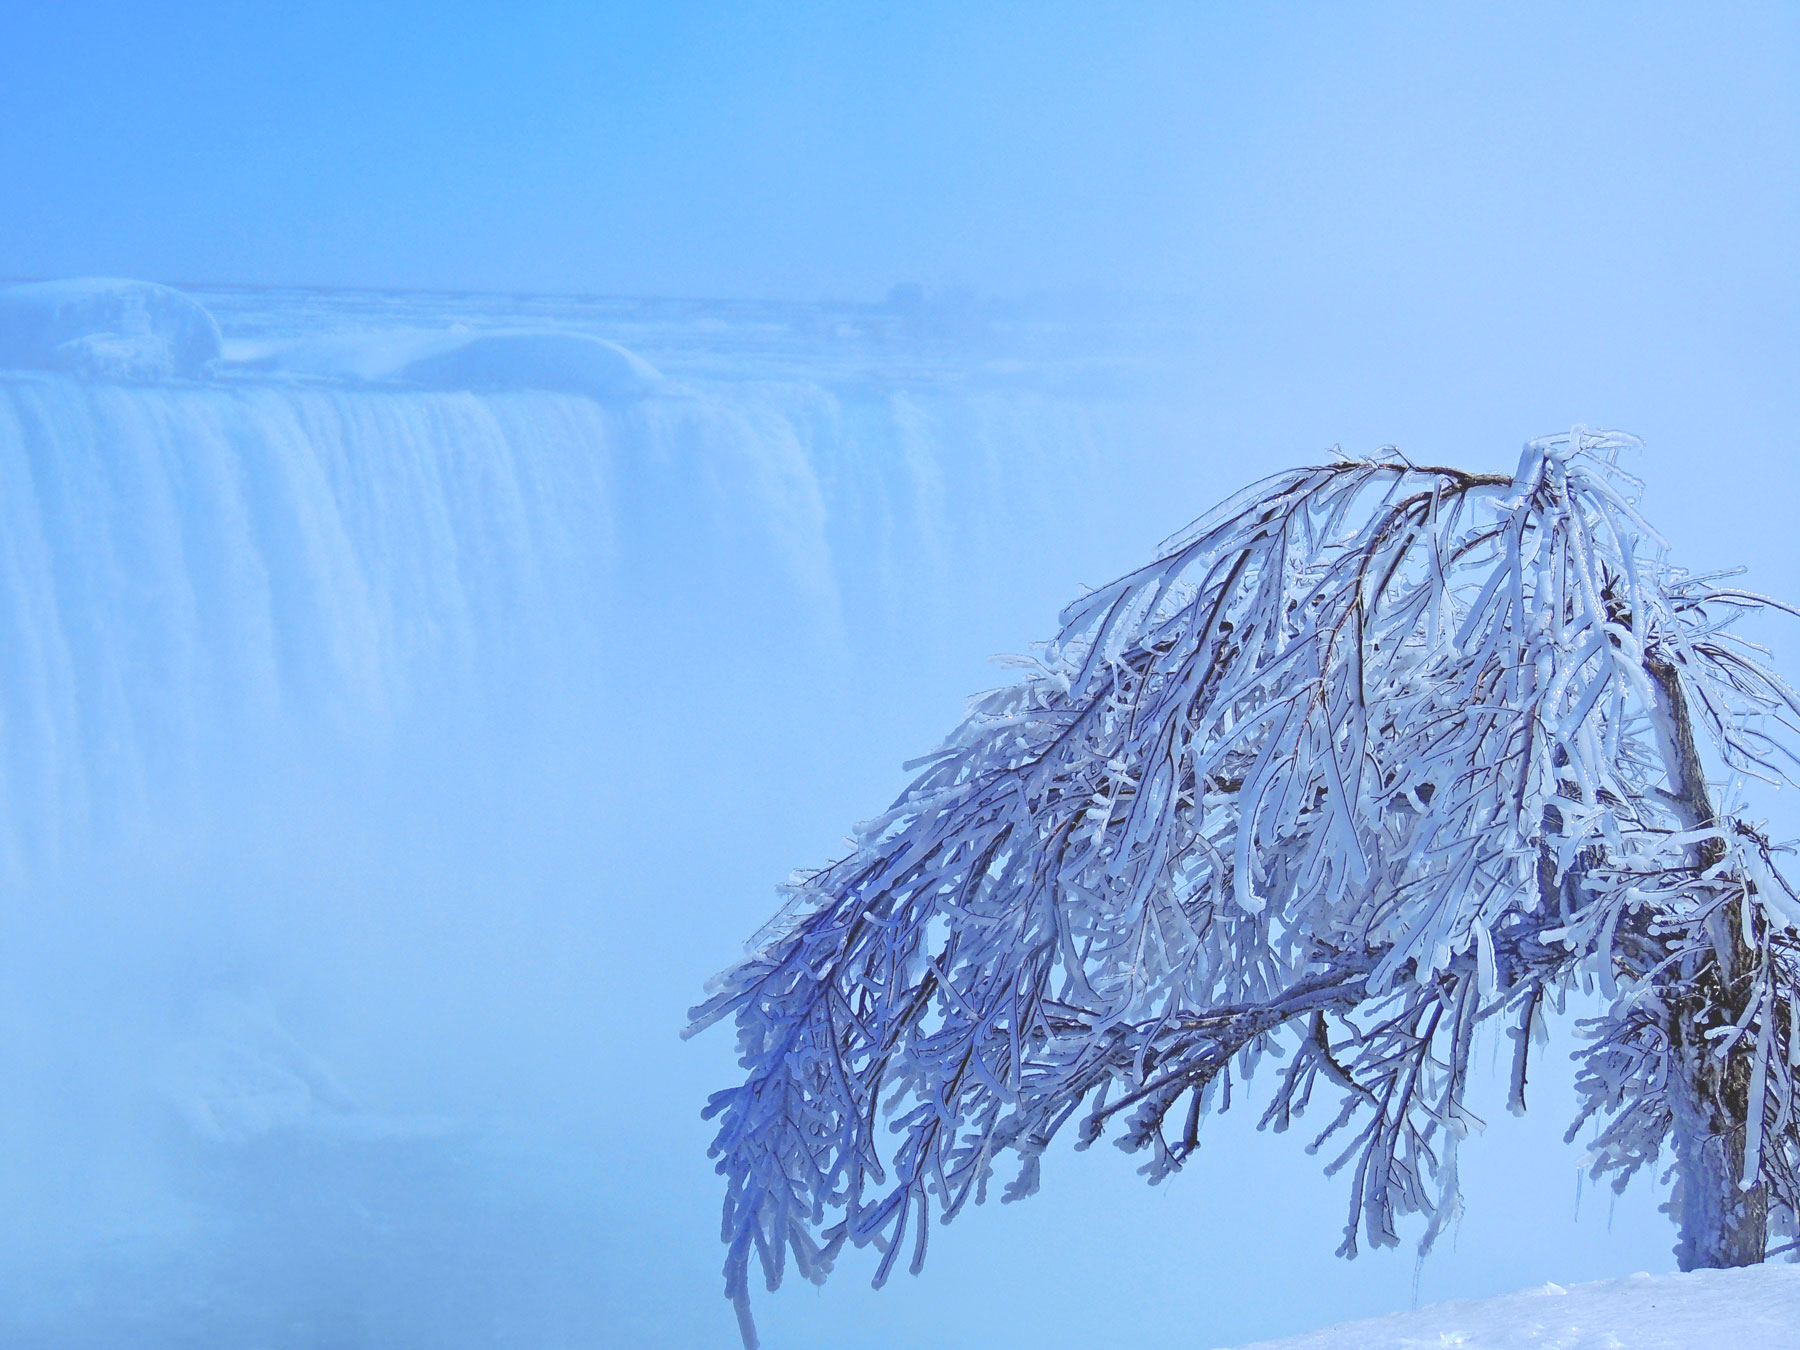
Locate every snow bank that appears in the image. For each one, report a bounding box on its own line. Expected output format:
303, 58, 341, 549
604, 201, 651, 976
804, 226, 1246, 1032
401, 329, 663, 398
0, 280, 663, 399
1224, 1265, 1800, 1350
0, 278, 222, 379
242, 327, 663, 400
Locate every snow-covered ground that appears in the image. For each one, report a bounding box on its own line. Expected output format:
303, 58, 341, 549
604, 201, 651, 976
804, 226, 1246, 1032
1227, 1265, 1800, 1350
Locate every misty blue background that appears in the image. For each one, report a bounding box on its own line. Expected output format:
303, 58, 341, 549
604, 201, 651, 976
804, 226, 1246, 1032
2, 4, 1798, 1347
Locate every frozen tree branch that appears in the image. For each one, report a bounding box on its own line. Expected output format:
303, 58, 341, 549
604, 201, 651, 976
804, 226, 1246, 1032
690, 428, 1800, 1344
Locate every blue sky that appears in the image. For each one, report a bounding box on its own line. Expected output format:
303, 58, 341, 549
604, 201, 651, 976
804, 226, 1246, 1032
3, 3, 1794, 305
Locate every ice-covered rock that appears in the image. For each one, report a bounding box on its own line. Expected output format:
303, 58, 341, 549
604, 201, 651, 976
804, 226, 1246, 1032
236, 326, 663, 400
0, 278, 223, 379
401, 329, 663, 398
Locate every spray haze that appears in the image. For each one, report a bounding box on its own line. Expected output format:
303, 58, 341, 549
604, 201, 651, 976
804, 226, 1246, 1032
0, 3, 1797, 1346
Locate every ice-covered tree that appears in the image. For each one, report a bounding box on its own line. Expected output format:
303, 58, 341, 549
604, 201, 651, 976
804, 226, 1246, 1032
689, 429, 1800, 1344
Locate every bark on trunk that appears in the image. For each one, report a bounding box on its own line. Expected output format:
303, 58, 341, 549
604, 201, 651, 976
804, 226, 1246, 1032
1646, 656, 1768, 1269
1668, 1014, 1769, 1269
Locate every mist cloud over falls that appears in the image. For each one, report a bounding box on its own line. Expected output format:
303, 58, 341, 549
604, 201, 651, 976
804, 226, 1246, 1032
0, 281, 1186, 1347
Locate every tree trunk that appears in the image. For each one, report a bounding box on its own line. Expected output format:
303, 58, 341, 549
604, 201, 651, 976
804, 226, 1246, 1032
1645, 656, 1768, 1269
1668, 1015, 1768, 1270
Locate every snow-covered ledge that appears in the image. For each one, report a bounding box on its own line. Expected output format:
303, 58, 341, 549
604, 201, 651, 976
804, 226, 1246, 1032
1223, 1265, 1800, 1350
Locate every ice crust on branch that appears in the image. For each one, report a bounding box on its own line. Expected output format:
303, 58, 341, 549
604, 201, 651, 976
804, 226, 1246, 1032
690, 429, 1800, 1344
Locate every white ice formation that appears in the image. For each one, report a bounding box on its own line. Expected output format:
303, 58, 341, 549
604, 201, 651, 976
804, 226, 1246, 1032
238, 326, 665, 398
0, 277, 224, 380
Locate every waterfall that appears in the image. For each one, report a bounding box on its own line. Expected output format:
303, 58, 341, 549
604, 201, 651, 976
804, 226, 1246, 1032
0, 284, 1192, 1346
0, 364, 1138, 882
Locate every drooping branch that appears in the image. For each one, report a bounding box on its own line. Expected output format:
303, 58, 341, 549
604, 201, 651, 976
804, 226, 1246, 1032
694, 429, 1800, 1342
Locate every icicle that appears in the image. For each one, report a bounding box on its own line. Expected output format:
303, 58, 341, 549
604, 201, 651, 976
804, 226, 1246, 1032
1474, 920, 1498, 998
1743, 979, 1774, 1190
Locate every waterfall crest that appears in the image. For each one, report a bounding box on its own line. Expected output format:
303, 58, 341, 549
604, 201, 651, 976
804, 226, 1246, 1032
0, 354, 1137, 881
